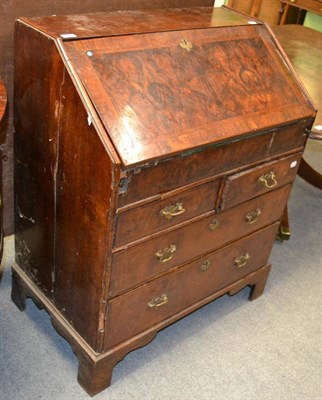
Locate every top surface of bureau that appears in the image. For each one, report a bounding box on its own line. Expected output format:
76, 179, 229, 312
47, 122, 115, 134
20, 7, 316, 168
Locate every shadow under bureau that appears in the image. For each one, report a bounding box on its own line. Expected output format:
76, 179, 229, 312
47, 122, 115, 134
12, 6, 316, 396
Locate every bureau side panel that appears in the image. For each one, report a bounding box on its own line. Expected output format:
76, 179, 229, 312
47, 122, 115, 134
14, 22, 119, 350
14, 23, 61, 295
53, 61, 119, 351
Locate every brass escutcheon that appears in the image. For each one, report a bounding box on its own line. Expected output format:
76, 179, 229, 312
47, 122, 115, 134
180, 38, 193, 52
148, 294, 168, 308
200, 260, 211, 272
209, 218, 220, 231
155, 244, 177, 263
234, 253, 250, 268
246, 208, 262, 224
160, 202, 186, 220
258, 171, 277, 188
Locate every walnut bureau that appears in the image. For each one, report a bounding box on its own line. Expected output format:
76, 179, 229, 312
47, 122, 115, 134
12, 6, 316, 396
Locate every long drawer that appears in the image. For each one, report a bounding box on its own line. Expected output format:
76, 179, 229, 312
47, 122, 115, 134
117, 120, 309, 207
106, 223, 279, 348
109, 184, 291, 297
115, 179, 220, 247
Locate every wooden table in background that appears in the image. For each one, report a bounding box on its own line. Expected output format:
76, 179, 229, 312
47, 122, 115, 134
278, 0, 322, 25
274, 24, 322, 189
273, 25, 322, 239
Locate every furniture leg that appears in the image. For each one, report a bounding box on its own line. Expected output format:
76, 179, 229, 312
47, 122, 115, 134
52, 315, 157, 397
279, 2, 289, 25
249, 264, 271, 300
277, 205, 291, 241
77, 355, 115, 396
227, 264, 271, 301
11, 262, 158, 397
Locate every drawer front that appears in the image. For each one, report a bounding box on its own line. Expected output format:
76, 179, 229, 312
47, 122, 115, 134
118, 120, 309, 207
115, 179, 220, 247
284, 0, 322, 14
109, 185, 290, 297
106, 223, 279, 348
219, 153, 301, 210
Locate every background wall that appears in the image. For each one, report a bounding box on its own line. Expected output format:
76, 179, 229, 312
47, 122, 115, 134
304, 12, 322, 32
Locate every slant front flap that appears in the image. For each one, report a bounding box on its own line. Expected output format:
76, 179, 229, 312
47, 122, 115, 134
63, 25, 315, 167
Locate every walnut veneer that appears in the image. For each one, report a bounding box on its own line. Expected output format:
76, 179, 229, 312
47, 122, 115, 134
12, 6, 316, 396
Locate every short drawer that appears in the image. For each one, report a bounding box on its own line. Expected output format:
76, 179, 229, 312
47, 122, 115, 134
115, 179, 220, 247
117, 120, 309, 207
106, 223, 279, 348
109, 184, 290, 297
219, 153, 301, 210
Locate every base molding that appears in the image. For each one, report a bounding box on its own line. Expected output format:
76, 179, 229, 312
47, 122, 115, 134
11, 262, 271, 396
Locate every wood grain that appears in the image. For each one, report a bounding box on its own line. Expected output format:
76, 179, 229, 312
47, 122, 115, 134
274, 25, 322, 189
106, 223, 279, 348
220, 153, 302, 210
11, 261, 272, 396
225, 0, 289, 26
273, 25, 322, 130
0, 79, 7, 129
12, 8, 314, 394
14, 23, 60, 295
118, 120, 310, 207
280, 0, 322, 18
20, 7, 251, 39
1, 0, 214, 235
14, 22, 120, 350
110, 185, 291, 297
53, 60, 120, 351
64, 23, 315, 166
115, 179, 221, 246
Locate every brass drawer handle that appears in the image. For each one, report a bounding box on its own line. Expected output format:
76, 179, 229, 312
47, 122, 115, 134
200, 260, 211, 272
160, 202, 186, 220
234, 253, 250, 268
258, 171, 277, 188
155, 244, 177, 263
148, 294, 168, 308
209, 218, 220, 231
246, 208, 262, 224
